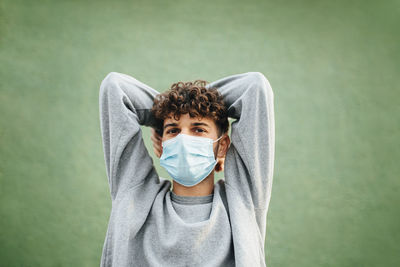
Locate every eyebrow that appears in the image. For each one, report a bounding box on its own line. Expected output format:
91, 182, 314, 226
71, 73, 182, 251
191, 122, 210, 128
164, 123, 178, 129
164, 122, 211, 129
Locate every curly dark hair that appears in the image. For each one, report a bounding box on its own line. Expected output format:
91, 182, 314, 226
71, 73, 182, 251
151, 80, 229, 137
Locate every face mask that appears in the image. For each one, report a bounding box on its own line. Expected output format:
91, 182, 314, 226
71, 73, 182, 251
160, 133, 223, 187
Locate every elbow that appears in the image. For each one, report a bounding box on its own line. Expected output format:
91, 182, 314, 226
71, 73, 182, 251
104, 71, 120, 81
99, 72, 122, 99
246, 72, 274, 99
100, 72, 119, 91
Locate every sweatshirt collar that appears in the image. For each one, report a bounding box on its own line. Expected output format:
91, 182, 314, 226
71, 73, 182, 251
170, 191, 214, 205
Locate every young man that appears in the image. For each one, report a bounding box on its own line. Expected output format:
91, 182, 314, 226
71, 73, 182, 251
98, 71, 275, 266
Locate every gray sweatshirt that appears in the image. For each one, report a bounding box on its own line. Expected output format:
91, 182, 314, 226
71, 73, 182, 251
98, 71, 275, 267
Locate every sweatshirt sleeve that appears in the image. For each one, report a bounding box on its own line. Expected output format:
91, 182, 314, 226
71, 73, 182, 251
99, 72, 160, 200
206, 72, 275, 210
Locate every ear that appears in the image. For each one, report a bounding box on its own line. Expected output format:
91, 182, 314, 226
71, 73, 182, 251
217, 134, 230, 158
215, 158, 225, 172
214, 134, 230, 173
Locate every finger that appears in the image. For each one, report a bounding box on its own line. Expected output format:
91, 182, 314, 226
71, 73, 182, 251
151, 134, 162, 144
154, 131, 162, 140
153, 146, 159, 155
155, 132, 162, 141
153, 143, 160, 153
154, 148, 162, 158
150, 133, 161, 142
150, 134, 158, 143
156, 147, 162, 156
151, 128, 162, 140
153, 142, 162, 154
152, 140, 162, 151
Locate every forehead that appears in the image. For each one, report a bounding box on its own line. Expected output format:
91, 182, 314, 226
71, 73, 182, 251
163, 113, 216, 128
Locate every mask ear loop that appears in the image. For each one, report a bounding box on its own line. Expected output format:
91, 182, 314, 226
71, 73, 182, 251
213, 135, 223, 171
213, 134, 225, 161
213, 134, 224, 143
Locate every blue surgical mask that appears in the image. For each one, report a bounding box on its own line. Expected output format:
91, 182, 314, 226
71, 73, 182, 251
160, 133, 223, 187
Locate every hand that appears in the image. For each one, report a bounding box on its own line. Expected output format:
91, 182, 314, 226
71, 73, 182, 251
150, 128, 163, 158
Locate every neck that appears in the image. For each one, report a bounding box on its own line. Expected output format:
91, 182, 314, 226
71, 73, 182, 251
172, 172, 215, 196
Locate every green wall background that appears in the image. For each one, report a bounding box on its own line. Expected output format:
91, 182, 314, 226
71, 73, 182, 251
1, 0, 399, 266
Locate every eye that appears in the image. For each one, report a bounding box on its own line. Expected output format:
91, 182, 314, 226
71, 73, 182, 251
194, 128, 206, 133
166, 128, 179, 134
